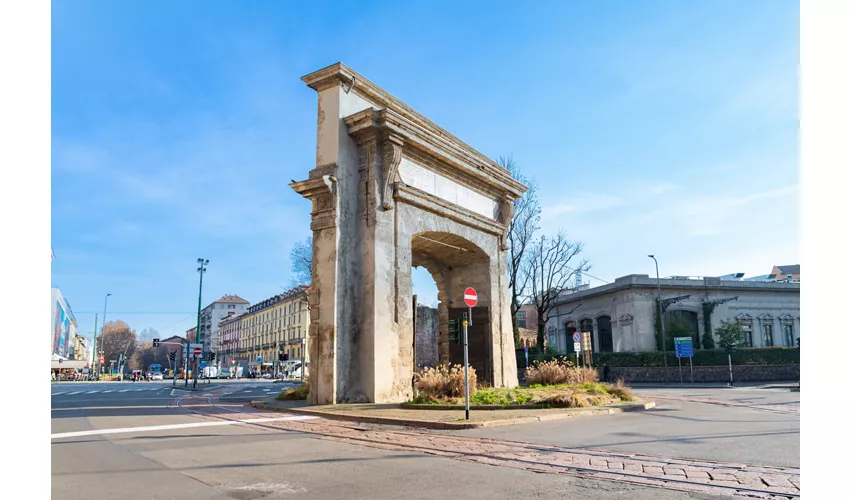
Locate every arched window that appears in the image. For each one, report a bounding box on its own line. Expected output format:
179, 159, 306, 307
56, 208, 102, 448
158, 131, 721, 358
564, 321, 577, 354
579, 318, 593, 351
597, 315, 613, 352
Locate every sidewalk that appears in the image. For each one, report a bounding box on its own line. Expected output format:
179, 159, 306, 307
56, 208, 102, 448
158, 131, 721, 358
624, 381, 799, 389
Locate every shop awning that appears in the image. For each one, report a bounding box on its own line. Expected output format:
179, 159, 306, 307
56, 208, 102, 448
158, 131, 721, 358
51, 360, 87, 370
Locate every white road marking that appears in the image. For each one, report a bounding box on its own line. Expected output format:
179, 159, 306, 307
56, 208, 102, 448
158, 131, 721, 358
84, 391, 100, 394
243, 391, 252, 393
119, 390, 130, 393
102, 390, 115, 393
66, 391, 84, 395
50, 415, 318, 439
51, 392, 66, 396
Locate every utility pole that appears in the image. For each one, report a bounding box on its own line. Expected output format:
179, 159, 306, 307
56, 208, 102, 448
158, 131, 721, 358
195, 258, 209, 389
91, 313, 98, 380
648, 255, 669, 384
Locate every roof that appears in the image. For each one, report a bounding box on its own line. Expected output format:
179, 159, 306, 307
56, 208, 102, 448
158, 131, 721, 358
773, 264, 800, 275
550, 273, 800, 306
215, 295, 250, 304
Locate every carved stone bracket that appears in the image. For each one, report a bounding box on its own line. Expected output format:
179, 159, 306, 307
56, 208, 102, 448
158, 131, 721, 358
496, 196, 514, 251
382, 135, 403, 210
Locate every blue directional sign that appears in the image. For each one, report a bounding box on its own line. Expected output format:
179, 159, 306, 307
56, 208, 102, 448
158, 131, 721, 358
674, 337, 694, 358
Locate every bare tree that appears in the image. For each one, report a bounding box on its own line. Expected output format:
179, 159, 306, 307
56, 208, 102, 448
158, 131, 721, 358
498, 155, 541, 346
290, 236, 312, 286
96, 320, 137, 369
524, 231, 590, 352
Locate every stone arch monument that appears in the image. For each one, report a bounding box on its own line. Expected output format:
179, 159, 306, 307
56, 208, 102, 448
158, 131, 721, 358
290, 63, 527, 404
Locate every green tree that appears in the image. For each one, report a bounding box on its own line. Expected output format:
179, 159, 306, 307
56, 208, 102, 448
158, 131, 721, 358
716, 320, 745, 349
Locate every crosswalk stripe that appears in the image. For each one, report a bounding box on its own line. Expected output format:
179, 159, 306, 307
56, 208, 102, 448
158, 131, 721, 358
84, 391, 100, 394
51, 392, 66, 396
102, 390, 114, 393
67, 391, 84, 395
119, 390, 130, 392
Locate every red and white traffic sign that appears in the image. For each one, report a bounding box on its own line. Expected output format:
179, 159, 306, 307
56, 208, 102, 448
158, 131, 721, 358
463, 287, 478, 307
193, 347, 202, 357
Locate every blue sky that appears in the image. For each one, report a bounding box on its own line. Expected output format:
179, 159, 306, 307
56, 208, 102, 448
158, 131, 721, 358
51, 0, 799, 340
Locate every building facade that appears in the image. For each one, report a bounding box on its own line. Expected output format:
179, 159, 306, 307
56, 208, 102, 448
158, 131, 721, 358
199, 295, 250, 355
242, 285, 310, 369
516, 303, 540, 348
544, 274, 800, 354
218, 312, 245, 362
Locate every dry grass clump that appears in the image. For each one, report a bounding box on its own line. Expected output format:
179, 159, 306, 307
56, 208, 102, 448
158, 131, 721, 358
607, 378, 634, 401
414, 364, 477, 400
277, 376, 310, 401
526, 357, 599, 386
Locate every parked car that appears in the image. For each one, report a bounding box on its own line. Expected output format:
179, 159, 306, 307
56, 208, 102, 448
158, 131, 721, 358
151, 371, 163, 381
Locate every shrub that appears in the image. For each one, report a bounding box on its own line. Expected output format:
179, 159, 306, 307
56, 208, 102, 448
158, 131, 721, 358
414, 364, 477, 400
526, 357, 599, 386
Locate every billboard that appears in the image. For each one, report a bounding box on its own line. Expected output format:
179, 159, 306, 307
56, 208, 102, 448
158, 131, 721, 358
53, 299, 71, 357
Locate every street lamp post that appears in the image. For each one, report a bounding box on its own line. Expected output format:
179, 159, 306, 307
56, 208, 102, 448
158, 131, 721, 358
97, 293, 111, 379
648, 255, 670, 384
195, 258, 209, 388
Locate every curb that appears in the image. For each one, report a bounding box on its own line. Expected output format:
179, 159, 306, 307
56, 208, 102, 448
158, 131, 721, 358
250, 399, 656, 430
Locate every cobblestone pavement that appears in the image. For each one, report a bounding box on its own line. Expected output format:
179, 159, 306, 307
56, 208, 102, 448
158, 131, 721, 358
640, 394, 800, 415
170, 392, 800, 499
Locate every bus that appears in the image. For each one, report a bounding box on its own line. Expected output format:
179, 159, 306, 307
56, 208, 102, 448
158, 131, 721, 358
148, 364, 162, 374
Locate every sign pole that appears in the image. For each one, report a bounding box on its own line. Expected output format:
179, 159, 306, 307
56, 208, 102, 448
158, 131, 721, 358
689, 356, 694, 384
463, 311, 470, 421
678, 356, 683, 384
727, 353, 734, 387
461, 287, 477, 422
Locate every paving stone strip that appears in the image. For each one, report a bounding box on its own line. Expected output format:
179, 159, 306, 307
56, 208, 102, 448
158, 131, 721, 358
173, 393, 799, 499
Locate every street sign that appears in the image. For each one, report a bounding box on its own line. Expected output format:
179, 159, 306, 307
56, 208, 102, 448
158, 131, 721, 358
574, 342, 582, 353
463, 287, 478, 307
256, 356, 262, 363
193, 346, 202, 357
572, 332, 581, 342
674, 337, 694, 358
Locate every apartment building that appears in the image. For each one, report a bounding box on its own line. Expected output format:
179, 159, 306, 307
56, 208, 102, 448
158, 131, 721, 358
242, 285, 310, 368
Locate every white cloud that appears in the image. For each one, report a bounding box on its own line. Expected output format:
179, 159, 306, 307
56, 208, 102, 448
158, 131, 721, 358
544, 194, 625, 217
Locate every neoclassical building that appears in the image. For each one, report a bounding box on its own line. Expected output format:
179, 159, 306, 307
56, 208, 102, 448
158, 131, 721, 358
241, 285, 310, 368
545, 274, 800, 354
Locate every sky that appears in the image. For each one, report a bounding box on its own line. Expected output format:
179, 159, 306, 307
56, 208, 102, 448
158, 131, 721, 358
51, 0, 799, 341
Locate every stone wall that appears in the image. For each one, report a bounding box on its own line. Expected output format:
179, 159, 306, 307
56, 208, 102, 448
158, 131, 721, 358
415, 305, 439, 370
598, 364, 799, 383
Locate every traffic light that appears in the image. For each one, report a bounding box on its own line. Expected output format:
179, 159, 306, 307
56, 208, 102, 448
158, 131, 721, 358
209, 352, 216, 361
279, 352, 289, 361
724, 345, 733, 355
169, 352, 176, 362
153, 338, 160, 347
796, 337, 800, 348
448, 319, 459, 343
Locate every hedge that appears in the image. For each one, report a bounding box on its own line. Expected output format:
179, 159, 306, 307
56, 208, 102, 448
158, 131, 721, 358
516, 347, 798, 368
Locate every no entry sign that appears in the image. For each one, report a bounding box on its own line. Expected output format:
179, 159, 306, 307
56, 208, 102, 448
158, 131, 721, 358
193, 346, 202, 357
463, 287, 478, 307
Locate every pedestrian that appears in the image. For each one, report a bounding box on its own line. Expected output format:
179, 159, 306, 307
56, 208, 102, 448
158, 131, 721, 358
603, 364, 610, 382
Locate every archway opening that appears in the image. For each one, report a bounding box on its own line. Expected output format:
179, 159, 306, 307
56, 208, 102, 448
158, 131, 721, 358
666, 310, 700, 348
411, 232, 492, 386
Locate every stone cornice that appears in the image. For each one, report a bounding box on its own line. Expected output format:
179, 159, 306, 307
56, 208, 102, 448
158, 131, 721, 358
395, 184, 504, 237
344, 107, 524, 200
307, 63, 527, 199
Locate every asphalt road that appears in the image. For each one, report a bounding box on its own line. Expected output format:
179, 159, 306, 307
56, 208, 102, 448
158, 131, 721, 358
458, 386, 800, 468
51, 382, 796, 499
